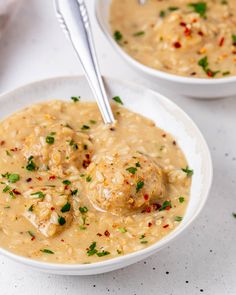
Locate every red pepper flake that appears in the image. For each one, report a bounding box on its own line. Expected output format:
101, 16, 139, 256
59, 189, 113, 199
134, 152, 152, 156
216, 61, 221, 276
192, 18, 197, 23
172, 141, 176, 145
145, 206, 151, 213
232, 50, 236, 54
51, 207, 55, 211
152, 203, 162, 211
219, 37, 225, 47
184, 27, 191, 37
104, 230, 110, 237
165, 206, 171, 211
61, 239, 64, 242
26, 178, 32, 183
198, 31, 204, 36
0, 140, 5, 146
82, 159, 91, 168
85, 154, 90, 159
148, 222, 152, 227
180, 22, 186, 27
144, 194, 149, 201
31, 236, 35, 241
36, 177, 42, 181
162, 134, 166, 138
10, 147, 18, 152
163, 224, 169, 228
97, 233, 102, 237
49, 175, 56, 180
12, 189, 21, 195
173, 41, 182, 48
207, 70, 213, 78
64, 185, 69, 190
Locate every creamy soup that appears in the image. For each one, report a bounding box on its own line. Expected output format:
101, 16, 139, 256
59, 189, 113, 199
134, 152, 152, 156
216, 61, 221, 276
110, 0, 236, 78
0, 99, 192, 264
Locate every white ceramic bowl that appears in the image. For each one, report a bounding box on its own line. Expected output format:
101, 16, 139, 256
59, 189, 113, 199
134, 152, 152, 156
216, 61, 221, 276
0, 76, 212, 275
95, 0, 236, 99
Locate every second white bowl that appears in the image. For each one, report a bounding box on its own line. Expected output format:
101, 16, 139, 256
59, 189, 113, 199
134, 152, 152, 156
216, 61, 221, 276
95, 0, 236, 99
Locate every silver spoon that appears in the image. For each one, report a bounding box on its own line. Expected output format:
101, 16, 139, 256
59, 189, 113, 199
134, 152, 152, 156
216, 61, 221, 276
54, 0, 115, 124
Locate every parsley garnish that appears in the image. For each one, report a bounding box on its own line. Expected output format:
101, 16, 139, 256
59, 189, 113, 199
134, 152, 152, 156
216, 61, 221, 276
81, 125, 90, 130
71, 189, 78, 196
71, 96, 80, 102
198, 56, 219, 77
26, 156, 37, 171
135, 162, 141, 168
136, 180, 144, 192
3, 185, 10, 193
40, 249, 54, 254
62, 179, 71, 185
79, 206, 88, 213
175, 216, 183, 222
232, 213, 236, 219
46, 136, 54, 144
30, 191, 45, 199
133, 31, 145, 37
28, 231, 35, 238
58, 216, 66, 225
2, 173, 20, 183
168, 6, 179, 11
97, 251, 110, 257
126, 167, 137, 175
232, 35, 236, 45
112, 96, 123, 105
179, 197, 185, 203
28, 204, 34, 212
159, 200, 172, 211
87, 241, 97, 256
86, 175, 92, 182
89, 120, 97, 124
118, 227, 127, 233
114, 30, 123, 42
159, 10, 166, 17
188, 2, 207, 17
61, 202, 71, 213
181, 166, 194, 177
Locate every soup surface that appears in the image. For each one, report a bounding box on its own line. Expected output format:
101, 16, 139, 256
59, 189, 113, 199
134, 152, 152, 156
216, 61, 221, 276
0, 100, 191, 263
110, 0, 236, 78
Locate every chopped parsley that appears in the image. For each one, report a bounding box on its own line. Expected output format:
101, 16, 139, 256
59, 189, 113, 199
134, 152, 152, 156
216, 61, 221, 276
168, 6, 179, 11
232, 213, 236, 219
87, 241, 97, 256
175, 216, 183, 222
222, 71, 231, 76
135, 162, 141, 168
61, 202, 71, 213
86, 175, 92, 182
118, 227, 127, 233
97, 251, 110, 257
232, 35, 236, 45
136, 180, 144, 193
159, 10, 166, 17
58, 216, 66, 225
159, 200, 172, 211
30, 191, 45, 199
79, 206, 88, 213
133, 31, 145, 37
28, 231, 35, 238
179, 197, 185, 203
71, 96, 80, 102
71, 189, 78, 196
198, 56, 219, 77
140, 240, 148, 244
28, 204, 34, 212
40, 249, 54, 254
126, 167, 137, 175
2, 173, 20, 183
62, 179, 71, 185
89, 120, 97, 124
112, 96, 123, 105
3, 185, 11, 193
181, 166, 194, 177
188, 2, 207, 17
26, 156, 37, 171
46, 136, 54, 144
81, 125, 90, 130
114, 30, 123, 42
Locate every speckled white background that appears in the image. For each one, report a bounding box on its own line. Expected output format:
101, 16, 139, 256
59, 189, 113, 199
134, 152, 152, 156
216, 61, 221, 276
0, 1, 235, 294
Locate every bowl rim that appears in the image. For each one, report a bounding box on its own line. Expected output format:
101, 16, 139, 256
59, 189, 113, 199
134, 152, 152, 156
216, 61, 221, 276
0, 75, 213, 271
94, 0, 236, 85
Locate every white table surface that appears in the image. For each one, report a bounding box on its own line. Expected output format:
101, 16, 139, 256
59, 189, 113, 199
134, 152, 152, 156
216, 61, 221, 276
0, 1, 235, 294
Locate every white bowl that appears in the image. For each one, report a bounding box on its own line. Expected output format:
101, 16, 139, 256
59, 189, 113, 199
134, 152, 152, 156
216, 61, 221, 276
0, 76, 212, 275
95, 0, 236, 99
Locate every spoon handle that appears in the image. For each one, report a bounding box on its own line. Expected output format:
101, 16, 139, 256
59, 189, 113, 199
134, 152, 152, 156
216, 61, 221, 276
54, 0, 115, 124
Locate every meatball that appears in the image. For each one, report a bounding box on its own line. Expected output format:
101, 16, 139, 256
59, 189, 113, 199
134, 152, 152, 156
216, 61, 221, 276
86, 153, 166, 216
22, 122, 92, 176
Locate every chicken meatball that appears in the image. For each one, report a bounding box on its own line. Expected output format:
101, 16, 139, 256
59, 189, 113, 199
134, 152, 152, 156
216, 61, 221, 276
22, 122, 92, 177
86, 153, 166, 216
